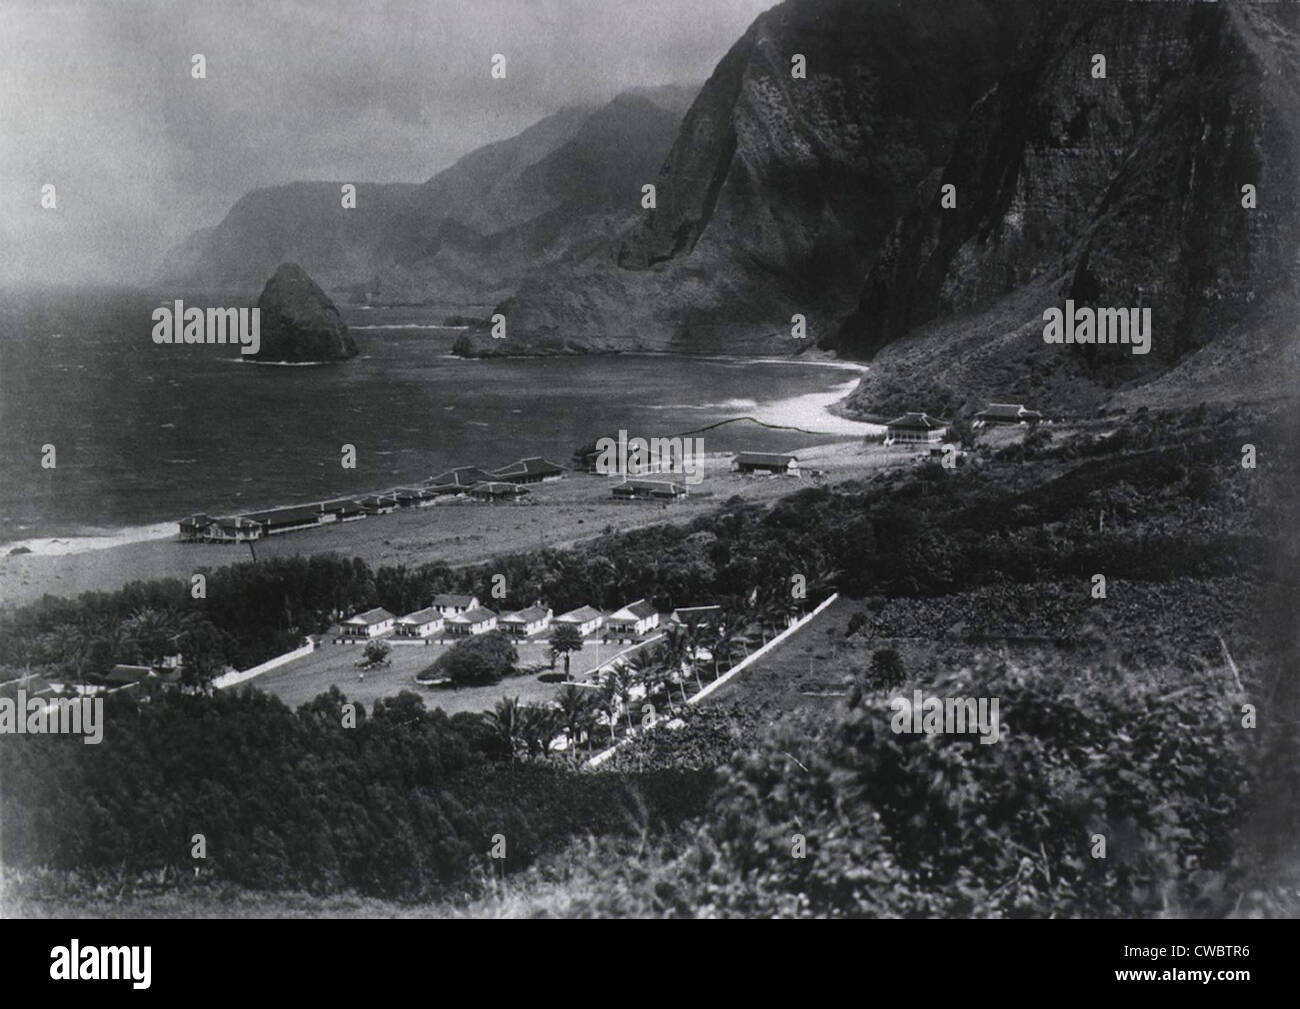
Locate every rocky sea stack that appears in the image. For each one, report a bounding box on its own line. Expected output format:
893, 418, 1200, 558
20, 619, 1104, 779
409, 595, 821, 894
254, 263, 358, 362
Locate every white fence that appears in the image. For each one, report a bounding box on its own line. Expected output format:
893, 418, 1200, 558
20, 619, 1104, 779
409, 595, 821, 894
213, 640, 316, 690
586, 592, 839, 768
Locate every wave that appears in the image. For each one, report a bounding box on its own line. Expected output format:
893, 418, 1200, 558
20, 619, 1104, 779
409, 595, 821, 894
3, 522, 179, 558
226, 358, 334, 367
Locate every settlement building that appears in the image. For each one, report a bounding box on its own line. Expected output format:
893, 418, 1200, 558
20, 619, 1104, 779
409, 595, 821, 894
607, 599, 659, 638
499, 605, 554, 638
445, 607, 498, 636
341, 608, 396, 639
320, 499, 367, 522
433, 594, 479, 616
207, 516, 264, 543
468, 481, 530, 501
492, 457, 566, 484
611, 480, 687, 502
395, 607, 444, 638
972, 403, 1043, 428
555, 605, 604, 638
733, 452, 800, 476
883, 413, 949, 446
245, 505, 322, 536
426, 467, 498, 492
670, 605, 723, 630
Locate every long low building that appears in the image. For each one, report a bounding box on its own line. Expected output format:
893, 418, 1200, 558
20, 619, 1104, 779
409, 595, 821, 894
445, 607, 498, 636
341, 608, 396, 639
499, 605, 553, 637
395, 607, 444, 638
555, 605, 604, 637
244, 505, 323, 536
492, 457, 566, 484
733, 452, 800, 476
612, 480, 687, 501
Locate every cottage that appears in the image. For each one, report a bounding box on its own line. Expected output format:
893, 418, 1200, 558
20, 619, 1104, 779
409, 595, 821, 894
245, 505, 322, 536
607, 599, 659, 638
492, 457, 566, 485
445, 607, 498, 636
733, 452, 800, 476
178, 514, 214, 541
883, 412, 949, 446
206, 516, 263, 542
499, 605, 553, 638
358, 494, 398, 515
467, 481, 530, 501
392, 488, 429, 508
425, 467, 497, 492
972, 403, 1043, 428
611, 479, 687, 501
555, 605, 604, 638
432, 594, 479, 616
395, 606, 444, 638
670, 605, 723, 631
104, 664, 156, 688
341, 607, 396, 639
320, 499, 367, 522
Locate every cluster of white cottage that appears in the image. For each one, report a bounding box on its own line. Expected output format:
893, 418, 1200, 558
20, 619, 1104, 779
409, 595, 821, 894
337, 595, 664, 643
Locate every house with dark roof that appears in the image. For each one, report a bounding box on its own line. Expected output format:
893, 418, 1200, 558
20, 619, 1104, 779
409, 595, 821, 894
607, 599, 659, 637
733, 452, 800, 476
426, 467, 498, 491
358, 494, 398, 515
972, 403, 1043, 428
670, 605, 723, 630
320, 499, 367, 522
206, 516, 264, 542
445, 607, 498, 636
178, 514, 214, 541
341, 607, 396, 639
244, 505, 323, 536
104, 664, 156, 687
433, 593, 479, 616
883, 412, 949, 446
499, 605, 553, 637
492, 457, 566, 484
395, 607, 444, 638
468, 481, 530, 501
555, 605, 604, 637
611, 480, 687, 502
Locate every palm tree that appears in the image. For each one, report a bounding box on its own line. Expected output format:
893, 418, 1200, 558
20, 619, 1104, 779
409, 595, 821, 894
122, 607, 178, 668
518, 703, 560, 760
555, 685, 597, 765
481, 696, 524, 764
548, 624, 584, 679
597, 673, 622, 745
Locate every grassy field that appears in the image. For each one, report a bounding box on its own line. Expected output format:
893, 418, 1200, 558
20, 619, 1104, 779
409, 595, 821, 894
253, 632, 659, 715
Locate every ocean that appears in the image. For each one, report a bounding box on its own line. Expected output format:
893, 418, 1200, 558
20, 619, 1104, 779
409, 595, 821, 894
0, 288, 872, 552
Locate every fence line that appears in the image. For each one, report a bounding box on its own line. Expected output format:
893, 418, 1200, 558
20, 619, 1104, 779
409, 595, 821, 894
213, 640, 316, 690
585, 593, 840, 768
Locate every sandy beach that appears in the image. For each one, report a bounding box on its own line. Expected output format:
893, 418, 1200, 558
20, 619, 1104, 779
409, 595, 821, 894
0, 439, 909, 610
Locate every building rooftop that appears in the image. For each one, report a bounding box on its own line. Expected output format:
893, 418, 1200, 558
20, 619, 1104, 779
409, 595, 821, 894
469, 481, 528, 496
398, 607, 442, 625
976, 403, 1042, 419
493, 457, 566, 478
886, 412, 947, 430
734, 452, 798, 467
426, 467, 497, 488
501, 605, 551, 624
611, 599, 656, 621
433, 593, 477, 609
613, 480, 686, 494
244, 505, 322, 525
448, 607, 497, 624
344, 607, 395, 626
557, 605, 603, 623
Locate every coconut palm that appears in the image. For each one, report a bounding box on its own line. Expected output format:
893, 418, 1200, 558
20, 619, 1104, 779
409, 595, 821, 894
555, 684, 597, 765
517, 703, 560, 760
481, 696, 524, 763
122, 607, 178, 667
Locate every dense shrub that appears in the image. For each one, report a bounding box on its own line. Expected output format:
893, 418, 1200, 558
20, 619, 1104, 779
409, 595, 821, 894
429, 632, 519, 686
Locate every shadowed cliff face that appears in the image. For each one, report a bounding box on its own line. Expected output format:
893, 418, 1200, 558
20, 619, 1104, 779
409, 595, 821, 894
832, 0, 1300, 406
498, 0, 1035, 352
255, 263, 358, 362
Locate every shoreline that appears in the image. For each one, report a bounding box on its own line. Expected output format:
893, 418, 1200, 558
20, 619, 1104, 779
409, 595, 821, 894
1, 357, 872, 561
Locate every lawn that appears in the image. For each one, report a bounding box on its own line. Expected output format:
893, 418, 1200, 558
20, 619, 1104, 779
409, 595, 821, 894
250, 633, 658, 716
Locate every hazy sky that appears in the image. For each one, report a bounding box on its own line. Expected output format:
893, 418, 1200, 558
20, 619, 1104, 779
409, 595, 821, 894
0, 0, 774, 286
